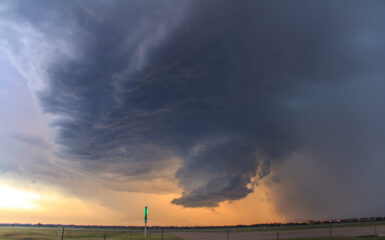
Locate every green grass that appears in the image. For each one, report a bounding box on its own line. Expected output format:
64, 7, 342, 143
287, 237, 385, 240
192, 221, 385, 232
0, 222, 383, 239
150, 221, 385, 233
0, 227, 181, 240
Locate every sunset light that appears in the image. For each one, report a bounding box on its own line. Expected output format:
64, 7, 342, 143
0, 2, 384, 238
0, 185, 40, 210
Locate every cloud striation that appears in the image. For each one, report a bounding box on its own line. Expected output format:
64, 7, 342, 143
1, 0, 385, 217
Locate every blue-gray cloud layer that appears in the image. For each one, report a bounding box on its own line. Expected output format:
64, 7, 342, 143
2, 0, 385, 216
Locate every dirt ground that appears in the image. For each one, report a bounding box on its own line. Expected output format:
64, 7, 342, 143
171, 225, 385, 240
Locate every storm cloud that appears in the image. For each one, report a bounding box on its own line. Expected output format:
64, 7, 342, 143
1, 0, 385, 217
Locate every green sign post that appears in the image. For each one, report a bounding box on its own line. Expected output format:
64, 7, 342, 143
144, 206, 148, 237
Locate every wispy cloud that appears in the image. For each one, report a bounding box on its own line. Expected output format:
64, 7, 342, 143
1, 0, 385, 219
10, 132, 51, 149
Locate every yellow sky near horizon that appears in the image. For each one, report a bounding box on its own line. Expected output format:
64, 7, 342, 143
0, 180, 285, 226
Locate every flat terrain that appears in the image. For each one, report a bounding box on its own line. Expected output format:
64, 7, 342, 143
0, 227, 180, 240
172, 225, 385, 240
1, 223, 384, 240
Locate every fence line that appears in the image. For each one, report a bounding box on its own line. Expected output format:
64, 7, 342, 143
0, 222, 384, 239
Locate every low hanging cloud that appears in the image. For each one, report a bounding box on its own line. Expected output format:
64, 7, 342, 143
1, 0, 385, 217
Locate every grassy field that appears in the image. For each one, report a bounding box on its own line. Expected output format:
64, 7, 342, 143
174, 221, 385, 232
0, 227, 181, 240
289, 238, 385, 240
0, 222, 383, 240
232, 222, 384, 232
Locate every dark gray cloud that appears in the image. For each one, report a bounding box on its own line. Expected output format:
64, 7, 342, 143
2, 0, 385, 216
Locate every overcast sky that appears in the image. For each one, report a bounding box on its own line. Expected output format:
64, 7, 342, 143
0, 0, 384, 225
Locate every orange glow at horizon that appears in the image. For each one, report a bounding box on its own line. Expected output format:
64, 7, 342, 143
0, 181, 285, 226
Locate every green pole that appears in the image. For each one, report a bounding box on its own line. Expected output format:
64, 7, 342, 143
144, 206, 148, 237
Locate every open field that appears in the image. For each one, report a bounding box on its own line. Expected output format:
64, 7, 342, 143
172, 232, 385, 240
235, 222, 385, 232
0, 227, 181, 240
171, 225, 385, 240
0, 223, 384, 240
